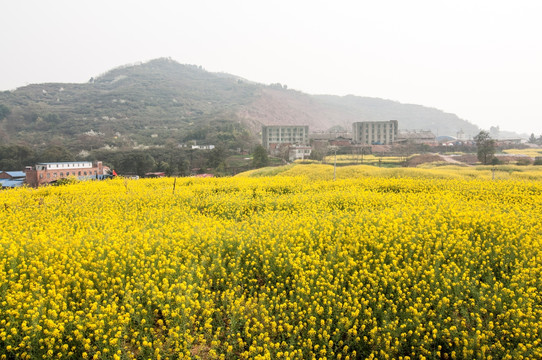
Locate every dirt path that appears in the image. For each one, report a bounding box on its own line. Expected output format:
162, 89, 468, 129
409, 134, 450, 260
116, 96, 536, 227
439, 154, 472, 166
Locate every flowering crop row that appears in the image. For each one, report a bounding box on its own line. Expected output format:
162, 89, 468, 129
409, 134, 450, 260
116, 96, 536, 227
243, 163, 542, 181
1, 174, 542, 359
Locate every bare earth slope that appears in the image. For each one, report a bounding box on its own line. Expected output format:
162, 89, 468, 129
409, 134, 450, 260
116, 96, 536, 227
238, 88, 481, 137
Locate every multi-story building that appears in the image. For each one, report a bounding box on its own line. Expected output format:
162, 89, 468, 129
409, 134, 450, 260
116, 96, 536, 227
25, 161, 109, 187
352, 120, 398, 145
262, 125, 309, 150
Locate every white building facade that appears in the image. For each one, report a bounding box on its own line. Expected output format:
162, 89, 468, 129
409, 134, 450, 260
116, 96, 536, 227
288, 146, 312, 161
352, 120, 398, 145
262, 125, 309, 150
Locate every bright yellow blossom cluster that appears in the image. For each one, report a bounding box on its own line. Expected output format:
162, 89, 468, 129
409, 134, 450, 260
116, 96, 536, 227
503, 148, 542, 157
1, 172, 542, 359
243, 163, 542, 182
321, 154, 405, 166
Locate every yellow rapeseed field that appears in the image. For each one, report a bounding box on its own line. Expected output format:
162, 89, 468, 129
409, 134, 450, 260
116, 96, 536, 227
1, 168, 542, 359
503, 148, 542, 158
321, 154, 405, 166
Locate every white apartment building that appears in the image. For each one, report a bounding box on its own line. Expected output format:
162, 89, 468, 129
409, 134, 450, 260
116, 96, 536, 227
262, 125, 309, 150
352, 120, 398, 145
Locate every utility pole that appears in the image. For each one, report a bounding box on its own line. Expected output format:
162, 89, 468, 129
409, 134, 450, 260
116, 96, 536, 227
329, 145, 339, 181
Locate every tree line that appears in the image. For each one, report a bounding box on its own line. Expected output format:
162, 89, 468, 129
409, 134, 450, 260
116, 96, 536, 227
0, 143, 270, 177
528, 133, 542, 145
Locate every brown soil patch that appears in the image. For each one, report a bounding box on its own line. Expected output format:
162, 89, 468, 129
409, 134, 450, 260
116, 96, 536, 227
405, 154, 443, 167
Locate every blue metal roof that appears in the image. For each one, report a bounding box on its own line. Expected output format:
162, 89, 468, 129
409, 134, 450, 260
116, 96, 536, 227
5, 171, 26, 178
0, 179, 24, 188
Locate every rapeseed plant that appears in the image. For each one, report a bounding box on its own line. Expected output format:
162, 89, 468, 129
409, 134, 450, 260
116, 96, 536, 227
0, 172, 541, 359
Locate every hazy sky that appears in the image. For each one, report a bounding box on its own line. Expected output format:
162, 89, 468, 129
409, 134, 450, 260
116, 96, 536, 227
2, 0, 541, 136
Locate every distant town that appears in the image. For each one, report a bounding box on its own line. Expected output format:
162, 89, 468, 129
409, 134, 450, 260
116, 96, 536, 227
1, 119, 539, 189
261, 120, 524, 162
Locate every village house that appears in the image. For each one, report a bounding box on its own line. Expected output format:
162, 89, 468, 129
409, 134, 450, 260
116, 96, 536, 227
396, 130, 437, 146
288, 145, 312, 161
0, 171, 26, 188
24, 161, 109, 187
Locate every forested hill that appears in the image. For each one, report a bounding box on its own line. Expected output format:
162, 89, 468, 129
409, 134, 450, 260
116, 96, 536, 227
0, 58, 261, 152
0, 58, 481, 155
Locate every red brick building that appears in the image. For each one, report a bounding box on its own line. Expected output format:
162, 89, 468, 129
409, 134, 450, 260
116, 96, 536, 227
25, 161, 109, 187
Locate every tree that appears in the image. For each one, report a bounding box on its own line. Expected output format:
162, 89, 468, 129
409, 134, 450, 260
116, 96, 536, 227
130, 153, 156, 177
489, 126, 500, 139
207, 145, 227, 168
529, 133, 537, 144
40, 145, 75, 162
214, 161, 228, 177
0, 104, 10, 120
155, 161, 171, 175
252, 145, 269, 168
44, 113, 61, 124
0, 144, 35, 169
474, 130, 496, 165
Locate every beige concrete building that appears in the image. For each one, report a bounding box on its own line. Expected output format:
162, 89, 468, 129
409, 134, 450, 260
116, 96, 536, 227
352, 120, 398, 145
262, 125, 309, 150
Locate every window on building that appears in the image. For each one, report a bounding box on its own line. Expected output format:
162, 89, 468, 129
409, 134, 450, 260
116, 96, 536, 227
78, 171, 81, 176
47, 173, 50, 179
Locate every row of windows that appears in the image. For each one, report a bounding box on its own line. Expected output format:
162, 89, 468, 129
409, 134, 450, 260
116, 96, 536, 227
266, 128, 306, 132
358, 130, 395, 134
39, 170, 98, 179
267, 127, 305, 131
362, 128, 393, 134
267, 135, 307, 139
358, 132, 394, 138
267, 131, 306, 136
268, 128, 306, 131
46, 163, 92, 169
267, 137, 307, 141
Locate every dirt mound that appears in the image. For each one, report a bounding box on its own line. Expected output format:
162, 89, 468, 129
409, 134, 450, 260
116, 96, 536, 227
455, 154, 478, 165
406, 154, 444, 167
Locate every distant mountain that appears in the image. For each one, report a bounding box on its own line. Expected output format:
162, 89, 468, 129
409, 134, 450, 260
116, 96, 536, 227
239, 89, 480, 137
0, 58, 484, 153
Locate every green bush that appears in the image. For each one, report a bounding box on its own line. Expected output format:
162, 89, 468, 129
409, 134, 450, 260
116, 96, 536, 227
516, 158, 532, 166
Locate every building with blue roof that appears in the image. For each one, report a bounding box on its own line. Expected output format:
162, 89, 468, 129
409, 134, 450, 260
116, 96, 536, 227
0, 171, 26, 180
0, 179, 24, 188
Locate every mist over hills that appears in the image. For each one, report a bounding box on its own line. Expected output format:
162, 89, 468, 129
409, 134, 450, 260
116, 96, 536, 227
0, 58, 488, 153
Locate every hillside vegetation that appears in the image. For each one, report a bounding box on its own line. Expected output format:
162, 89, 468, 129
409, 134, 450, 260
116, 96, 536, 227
0, 59, 259, 153
1, 58, 482, 157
